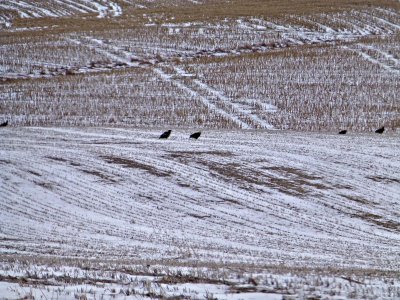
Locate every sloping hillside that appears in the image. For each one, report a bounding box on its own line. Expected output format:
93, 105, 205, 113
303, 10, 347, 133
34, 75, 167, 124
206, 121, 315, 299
1, 127, 399, 298
1, 1, 400, 298
1, 127, 399, 266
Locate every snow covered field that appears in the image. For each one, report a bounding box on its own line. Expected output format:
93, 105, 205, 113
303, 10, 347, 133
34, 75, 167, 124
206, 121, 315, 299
0, 127, 399, 299
1, 0, 400, 298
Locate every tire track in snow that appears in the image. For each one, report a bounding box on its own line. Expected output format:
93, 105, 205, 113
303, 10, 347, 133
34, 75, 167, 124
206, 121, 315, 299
174, 66, 274, 129
342, 44, 400, 74
301, 8, 399, 39
72, 36, 265, 129
361, 45, 400, 67
163, 66, 276, 129
373, 7, 400, 30
359, 11, 400, 31
67, 37, 136, 66
300, 17, 337, 33
153, 67, 253, 129
347, 10, 388, 34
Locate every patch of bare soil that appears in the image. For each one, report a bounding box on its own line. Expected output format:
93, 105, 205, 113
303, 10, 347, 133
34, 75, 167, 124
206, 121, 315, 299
366, 176, 400, 184
354, 212, 400, 232
80, 169, 119, 184
158, 274, 234, 286
101, 155, 173, 177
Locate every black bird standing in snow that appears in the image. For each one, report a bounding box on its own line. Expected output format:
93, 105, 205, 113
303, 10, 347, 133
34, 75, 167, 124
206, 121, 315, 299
159, 130, 172, 139
0, 120, 8, 127
189, 131, 201, 139
375, 126, 384, 134
338, 130, 347, 135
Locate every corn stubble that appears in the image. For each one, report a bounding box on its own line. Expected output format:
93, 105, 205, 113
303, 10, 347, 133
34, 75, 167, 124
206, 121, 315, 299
0, 0, 399, 131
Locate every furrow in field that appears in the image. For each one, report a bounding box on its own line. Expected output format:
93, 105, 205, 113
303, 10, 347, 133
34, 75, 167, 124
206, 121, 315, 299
56, 127, 400, 243
0, 154, 170, 255
1, 128, 399, 267
129, 154, 283, 232
0, 157, 107, 237
1, 132, 254, 252
121, 134, 398, 257
14, 129, 338, 255
0, 3, 35, 18
87, 148, 271, 244
48, 157, 279, 258
88, 129, 400, 262
138, 150, 309, 223
263, 134, 400, 237
205, 132, 400, 238
10, 1, 60, 18
78, 0, 122, 18
91, 149, 298, 249
0, 12, 13, 28
52, 0, 96, 14
0, 142, 125, 222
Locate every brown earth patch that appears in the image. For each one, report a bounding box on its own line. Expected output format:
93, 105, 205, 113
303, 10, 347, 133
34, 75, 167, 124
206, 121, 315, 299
366, 176, 400, 184
80, 169, 119, 184
101, 155, 172, 177
354, 212, 400, 231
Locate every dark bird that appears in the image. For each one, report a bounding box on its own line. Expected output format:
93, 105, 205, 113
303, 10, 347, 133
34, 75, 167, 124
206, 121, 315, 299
338, 130, 347, 135
0, 120, 8, 127
189, 131, 201, 139
375, 126, 384, 134
159, 130, 171, 139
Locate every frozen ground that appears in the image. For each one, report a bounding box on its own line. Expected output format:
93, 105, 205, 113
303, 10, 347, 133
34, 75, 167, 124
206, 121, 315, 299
0, 1, 399, 298
0, 127, 399, 299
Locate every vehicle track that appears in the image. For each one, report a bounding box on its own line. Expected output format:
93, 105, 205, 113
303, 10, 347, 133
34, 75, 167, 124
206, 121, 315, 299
342, 44, 400, 74
74, 36, 266, 129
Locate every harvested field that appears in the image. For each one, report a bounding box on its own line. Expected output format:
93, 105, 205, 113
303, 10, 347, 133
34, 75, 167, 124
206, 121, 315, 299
1, 127, 400, 298
1, 0, 399, 131
0, 1, 399, 299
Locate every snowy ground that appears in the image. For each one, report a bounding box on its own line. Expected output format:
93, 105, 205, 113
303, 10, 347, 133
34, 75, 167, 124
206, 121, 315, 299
0, 127, 399, 299
1, 1, 399, 298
